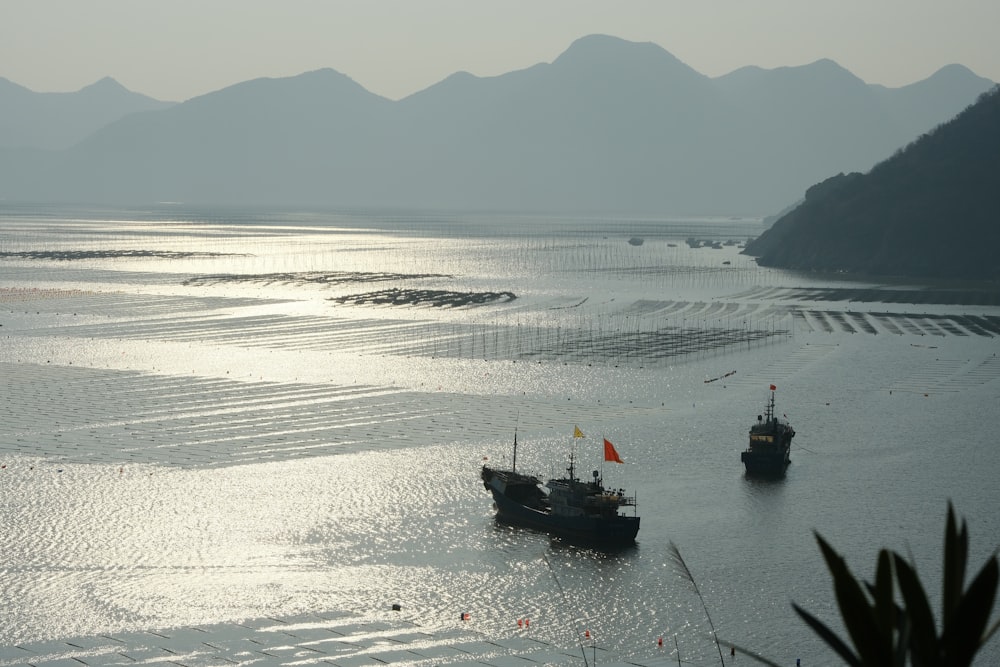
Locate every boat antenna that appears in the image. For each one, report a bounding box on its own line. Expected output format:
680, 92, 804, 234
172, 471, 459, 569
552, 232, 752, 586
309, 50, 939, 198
599, 434, 604, 483
512, 411, 520, 472
569, 425, 584, 480
513, 427, 518, 473
570, 438, 575, 480
541, 553, 591, 667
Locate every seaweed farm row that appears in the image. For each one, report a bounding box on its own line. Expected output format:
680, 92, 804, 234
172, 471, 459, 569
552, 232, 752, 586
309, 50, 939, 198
6, 300, 790, 369
6, 289, 998, 376
792, 310, 1000, 336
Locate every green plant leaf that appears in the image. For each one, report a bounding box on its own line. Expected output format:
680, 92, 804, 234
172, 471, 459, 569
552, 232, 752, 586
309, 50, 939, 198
893, 553, 941, 663
895, 612, 912, 667
943, 554, 998, 666
872, 550, 896, 643
981, 614, 1000, 646
873, 548, 911, 665
816, 534, 889, 664
942, 501, 968, 621
792, 602, 862, 667
864, 563, 909, 667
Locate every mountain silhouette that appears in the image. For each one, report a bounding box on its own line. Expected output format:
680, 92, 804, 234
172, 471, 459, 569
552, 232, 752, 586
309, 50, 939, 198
0, 35, 994, 213
743, 86, 1000, 280
48, 69, 393, 205
0, 76, 174, 151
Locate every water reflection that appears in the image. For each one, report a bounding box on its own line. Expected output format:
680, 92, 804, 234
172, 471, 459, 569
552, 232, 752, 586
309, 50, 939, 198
2, 208, 1000, 664
741, 473, 788, 492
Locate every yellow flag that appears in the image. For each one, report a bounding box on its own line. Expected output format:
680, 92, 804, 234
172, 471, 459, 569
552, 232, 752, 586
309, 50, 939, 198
573, 426, 585, 438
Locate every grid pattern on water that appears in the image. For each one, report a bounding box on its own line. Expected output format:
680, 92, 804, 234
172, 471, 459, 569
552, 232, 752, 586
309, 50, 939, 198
0, 362, 661, 469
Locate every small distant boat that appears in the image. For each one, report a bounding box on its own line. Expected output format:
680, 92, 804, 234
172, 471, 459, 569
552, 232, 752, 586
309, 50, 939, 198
628, 237, 644, 246
481, 428, 640, 546
741, 385, 795, 477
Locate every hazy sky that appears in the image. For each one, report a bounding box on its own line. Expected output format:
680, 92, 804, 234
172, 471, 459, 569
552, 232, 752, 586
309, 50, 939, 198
3, 0, 998, 102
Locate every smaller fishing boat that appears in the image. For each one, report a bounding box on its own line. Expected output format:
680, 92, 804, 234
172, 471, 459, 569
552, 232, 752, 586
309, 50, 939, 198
481, 429, 640, 546
741, 385, 795, 476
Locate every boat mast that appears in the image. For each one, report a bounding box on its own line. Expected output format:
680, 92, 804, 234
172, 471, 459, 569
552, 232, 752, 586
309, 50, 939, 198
512, 427, 518, 473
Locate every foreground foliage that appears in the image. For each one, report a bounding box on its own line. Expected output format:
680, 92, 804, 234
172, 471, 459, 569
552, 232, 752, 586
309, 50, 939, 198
711, 504, 998, 666
793, 503, 999, 666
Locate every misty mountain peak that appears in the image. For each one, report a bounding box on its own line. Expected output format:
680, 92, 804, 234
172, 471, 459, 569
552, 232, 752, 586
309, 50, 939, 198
554, 33, 701, 79
791, 58, 865, 84
886, 63, 995, 101
79, 76, 128, 94
183, 67, 388, 112
294, 67, 358, 85
924, 63, 988, 86
256, 68, 376, 96
74, 76, 173, 106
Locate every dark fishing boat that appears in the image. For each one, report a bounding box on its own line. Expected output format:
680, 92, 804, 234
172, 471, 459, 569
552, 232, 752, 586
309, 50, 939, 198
741, 385, 795, 476
481, 430, 640, 546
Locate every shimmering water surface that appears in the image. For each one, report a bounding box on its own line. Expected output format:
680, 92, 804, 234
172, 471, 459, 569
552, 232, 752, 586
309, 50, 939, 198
2, 205, 999, 665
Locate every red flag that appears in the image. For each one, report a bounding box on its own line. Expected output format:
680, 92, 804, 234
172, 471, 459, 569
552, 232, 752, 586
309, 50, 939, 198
769, 384, 777, 391
603, 438, 623, 464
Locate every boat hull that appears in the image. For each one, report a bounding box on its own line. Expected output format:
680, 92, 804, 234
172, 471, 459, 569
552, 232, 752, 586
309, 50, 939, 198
743, 390, 794, 477
487, 485, 640, 545
741, 448, 790, 477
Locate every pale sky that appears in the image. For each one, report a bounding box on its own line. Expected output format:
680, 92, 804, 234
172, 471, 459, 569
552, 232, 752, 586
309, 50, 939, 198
2, 0, 997, 102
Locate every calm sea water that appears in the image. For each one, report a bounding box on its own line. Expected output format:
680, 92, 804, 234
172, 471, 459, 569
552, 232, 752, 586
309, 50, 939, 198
2, 205, 999, 665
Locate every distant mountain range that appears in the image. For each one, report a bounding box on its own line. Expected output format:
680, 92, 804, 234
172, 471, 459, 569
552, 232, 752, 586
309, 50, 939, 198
0, 76, 174, 151
743, 86, 1000, 281
0, 34, 994, 215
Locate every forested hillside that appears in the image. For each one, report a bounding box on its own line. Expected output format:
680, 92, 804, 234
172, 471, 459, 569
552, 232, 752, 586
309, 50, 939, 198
744, 86, 1000, 280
